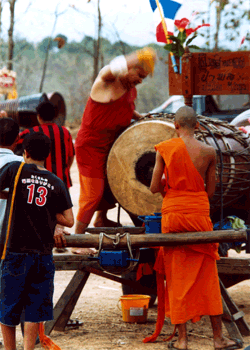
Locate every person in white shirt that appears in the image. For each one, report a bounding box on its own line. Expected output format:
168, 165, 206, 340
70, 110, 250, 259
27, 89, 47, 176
0, 118, 23, 233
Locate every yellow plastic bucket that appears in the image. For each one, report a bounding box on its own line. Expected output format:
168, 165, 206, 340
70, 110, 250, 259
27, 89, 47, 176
119, 294, 151, 323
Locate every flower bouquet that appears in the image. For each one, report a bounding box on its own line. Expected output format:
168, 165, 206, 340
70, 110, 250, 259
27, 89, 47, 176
164, 18, 210, 58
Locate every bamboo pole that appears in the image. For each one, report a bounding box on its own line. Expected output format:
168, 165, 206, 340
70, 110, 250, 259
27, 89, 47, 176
64, 230, 247, 249
155, 0, 178, 73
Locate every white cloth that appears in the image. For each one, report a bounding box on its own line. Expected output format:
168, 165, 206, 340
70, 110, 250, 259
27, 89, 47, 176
109, 55, 128, 77
0, 149, 23, 233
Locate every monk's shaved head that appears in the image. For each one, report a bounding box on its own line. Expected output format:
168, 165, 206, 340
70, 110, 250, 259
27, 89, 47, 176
175, 106, 197, 129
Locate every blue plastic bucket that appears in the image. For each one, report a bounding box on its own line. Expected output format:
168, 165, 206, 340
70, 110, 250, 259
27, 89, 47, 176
138, 213, 162, 234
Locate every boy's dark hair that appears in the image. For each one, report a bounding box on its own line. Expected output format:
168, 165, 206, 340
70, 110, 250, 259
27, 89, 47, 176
36, 101, 56, 122
0, 118, 19, 146
23, 132, 51, 161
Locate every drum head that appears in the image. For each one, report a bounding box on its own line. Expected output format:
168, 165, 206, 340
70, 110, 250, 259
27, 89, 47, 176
107, 118, 177, 216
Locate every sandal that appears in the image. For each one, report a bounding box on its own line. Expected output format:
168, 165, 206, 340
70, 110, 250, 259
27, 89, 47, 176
65, 319, 83, 329
214, 338, 243, 350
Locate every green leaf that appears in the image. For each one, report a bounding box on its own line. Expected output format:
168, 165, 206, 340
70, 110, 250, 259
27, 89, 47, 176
178, 46, 185, 57
164, 43, 174, 51
186, 33, 197, 46
168, 35, 182, 45
177, 31, 187, 44
187, 44, 201, 50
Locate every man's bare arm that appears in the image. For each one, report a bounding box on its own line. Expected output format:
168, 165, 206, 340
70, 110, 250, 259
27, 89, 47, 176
150, 151, 166, 196
205, 149, 216, 199
95, 54, 140, 86
56, 208, 74, 228
133, 110, 144, 120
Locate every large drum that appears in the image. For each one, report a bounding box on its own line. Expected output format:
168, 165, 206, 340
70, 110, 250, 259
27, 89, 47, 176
0, 91, 66, 128
107, 113, 250, 217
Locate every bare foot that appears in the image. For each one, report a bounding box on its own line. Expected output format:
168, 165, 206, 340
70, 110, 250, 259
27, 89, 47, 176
94, 219, 121, 228
214, 336, 243, 349
168, 339, 187, 349
71, 248, 97, 256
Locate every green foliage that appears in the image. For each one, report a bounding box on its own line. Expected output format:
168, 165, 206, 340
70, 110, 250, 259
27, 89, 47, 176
37, 37, 54, 56
14, 39, 35, 59
2, 35, 170, 121
164, 32, 200, 58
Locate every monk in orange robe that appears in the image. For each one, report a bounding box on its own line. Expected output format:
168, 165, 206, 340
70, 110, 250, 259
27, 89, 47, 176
144, 106, 242, 350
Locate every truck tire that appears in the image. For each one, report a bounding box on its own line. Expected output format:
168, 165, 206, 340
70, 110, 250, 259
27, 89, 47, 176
121, 270, 157, 308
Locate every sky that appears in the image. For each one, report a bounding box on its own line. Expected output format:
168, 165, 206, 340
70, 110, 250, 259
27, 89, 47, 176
0, 0, 248, 50
0, 0, 206, 46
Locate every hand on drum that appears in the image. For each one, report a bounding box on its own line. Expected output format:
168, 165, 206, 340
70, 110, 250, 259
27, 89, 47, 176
142, 113, 154, 119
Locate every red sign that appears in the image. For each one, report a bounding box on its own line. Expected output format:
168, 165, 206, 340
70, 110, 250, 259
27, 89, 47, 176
0, 74, 15, 88
169, 51, 250, 96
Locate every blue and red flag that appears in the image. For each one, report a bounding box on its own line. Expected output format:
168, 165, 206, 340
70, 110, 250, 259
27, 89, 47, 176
149, 0, 183, 43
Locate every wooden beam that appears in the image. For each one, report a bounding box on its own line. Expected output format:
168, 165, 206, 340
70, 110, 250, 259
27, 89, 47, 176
217, 257, 250, 275
221, 297, 243, 342
220, 279, 250, 336
64, 230, 247, 249
45, 268, 90, 335
85, 266, 156, 295
86, 227, 145, 234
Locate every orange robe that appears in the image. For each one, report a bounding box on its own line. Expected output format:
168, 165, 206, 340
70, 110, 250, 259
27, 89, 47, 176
143, 138, 223, 343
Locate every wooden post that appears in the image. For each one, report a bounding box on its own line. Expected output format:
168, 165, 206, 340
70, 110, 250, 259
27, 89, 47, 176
182, 50, 193, 108
63, 230, 247, 249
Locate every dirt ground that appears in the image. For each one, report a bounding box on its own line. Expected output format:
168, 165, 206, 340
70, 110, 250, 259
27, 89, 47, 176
11, 159, 250, 350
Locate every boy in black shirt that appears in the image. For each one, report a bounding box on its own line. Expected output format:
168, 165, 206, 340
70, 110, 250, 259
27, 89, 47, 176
0, 133, 74, 350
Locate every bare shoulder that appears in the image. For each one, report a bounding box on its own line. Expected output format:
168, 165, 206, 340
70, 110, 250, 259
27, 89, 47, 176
97, 65, 115, 83
198, 140, 216, 159
91, 66, 115, 93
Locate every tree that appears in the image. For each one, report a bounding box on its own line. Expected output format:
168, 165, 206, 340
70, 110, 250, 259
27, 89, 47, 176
196, 0, 249, 51
70, 0, 103, 83
7, 0, 17, 71
39, 5, 66, 92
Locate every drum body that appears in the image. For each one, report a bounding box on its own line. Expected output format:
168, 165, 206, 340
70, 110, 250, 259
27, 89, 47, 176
107, 114, 250, 217
0, 92, 66, 128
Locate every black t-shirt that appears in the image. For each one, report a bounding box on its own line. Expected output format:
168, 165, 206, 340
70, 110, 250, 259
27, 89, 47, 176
0, 161, 73, 254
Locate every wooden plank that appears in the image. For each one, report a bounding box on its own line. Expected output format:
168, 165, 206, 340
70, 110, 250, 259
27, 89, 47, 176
169, 51, 250, 96
221, 297, 243, 341
86, 227, 145, 234
85, 266, 156, 295
217, 257, 250, 275
220, 279, 250, 336
45, 268, 90, 334
233, 311, 245, 322
192, 52, 250, 95
54, 259, 100, 271
63, 230, 246, 249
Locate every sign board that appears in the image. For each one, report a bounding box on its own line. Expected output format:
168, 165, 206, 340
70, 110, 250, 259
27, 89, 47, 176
0, 67, 16, 94
169, 51, 250, 96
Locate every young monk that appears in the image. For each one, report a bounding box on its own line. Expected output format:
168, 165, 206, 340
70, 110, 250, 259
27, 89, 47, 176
145, 106, 242, 350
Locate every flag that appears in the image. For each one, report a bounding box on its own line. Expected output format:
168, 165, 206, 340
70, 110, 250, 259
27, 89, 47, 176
149, 0, 183, 43
239, 35, 246, 48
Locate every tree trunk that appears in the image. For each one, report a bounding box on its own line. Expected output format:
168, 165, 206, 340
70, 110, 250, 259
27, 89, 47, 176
7, 0, 16, 71
0, 1, 4, 61
92, 0, 102, 83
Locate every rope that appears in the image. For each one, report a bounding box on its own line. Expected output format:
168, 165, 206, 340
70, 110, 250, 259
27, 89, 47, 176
1, 162, 24, 260
198, 121, 224, 229
97, 231, 139, 275
39, 323, 62, 350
